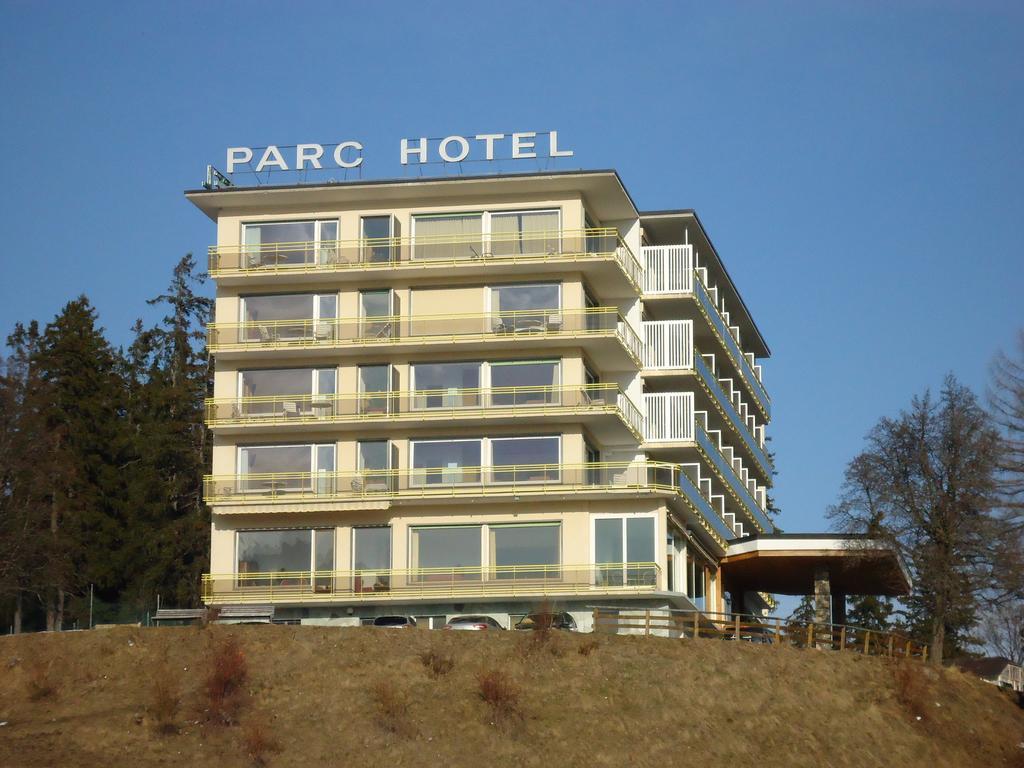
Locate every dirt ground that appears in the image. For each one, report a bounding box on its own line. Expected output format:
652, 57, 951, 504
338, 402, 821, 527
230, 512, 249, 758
0, 625, 1022, 768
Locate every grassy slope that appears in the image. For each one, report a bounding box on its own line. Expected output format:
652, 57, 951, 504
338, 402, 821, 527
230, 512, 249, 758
0, 625, 1021, 768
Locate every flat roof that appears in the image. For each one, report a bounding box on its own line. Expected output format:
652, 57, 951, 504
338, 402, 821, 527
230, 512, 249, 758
185, 168, 641, 223
721, 534, 912, 596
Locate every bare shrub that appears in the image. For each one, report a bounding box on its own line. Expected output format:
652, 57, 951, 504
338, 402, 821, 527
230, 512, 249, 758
149, 662, 180, 735
477, 668, 523, 729
577, 637, 600, 657
206, 634, 248, 725
890, 657, 929, 719
25, 655, 56, 701
369, 678, 415, 737
242, 716, 280, 767
419, 648, 455, 678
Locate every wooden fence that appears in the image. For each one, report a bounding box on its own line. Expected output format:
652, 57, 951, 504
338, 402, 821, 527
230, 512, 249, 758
592, 608, 928, 661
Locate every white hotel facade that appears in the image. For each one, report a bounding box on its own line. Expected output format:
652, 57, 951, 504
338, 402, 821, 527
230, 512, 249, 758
188, 169, 782, 628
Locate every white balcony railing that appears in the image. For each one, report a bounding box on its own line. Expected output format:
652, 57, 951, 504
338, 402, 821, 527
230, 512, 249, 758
644, 392, 694, 442
643, 319, 693, 369
642, 245, 693, 294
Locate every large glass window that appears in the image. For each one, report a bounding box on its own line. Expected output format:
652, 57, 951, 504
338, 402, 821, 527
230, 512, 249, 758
490, 211, 559, 257
358, 365, 392, 415
242, 219, 338, 267
688, 558, 706, 610
410, 526, 481, 580
360, 290, 395, 340
361, 216, 396, 264
411, 439, 481, 485
489, 524, 560, 579
412, 362, 481, 408
491, 436, 559, 483
314, 529, 335, 590
356, 440, 392, 493
594, 516, 656, 586
241, 293, 338, 342
236, 528, 334, 588
491, 284, 561, 332
490, 360, 559, 406
413, 213, 483, 261
238, 444, 335, 494
353, 527, 391, 591
237, 368, 335, 418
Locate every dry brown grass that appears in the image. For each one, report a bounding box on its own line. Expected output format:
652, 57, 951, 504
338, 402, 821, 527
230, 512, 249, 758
577, 636, 600, 656
24, 654, 56, 702
477, 668, 524, 730
368, 678, 415, 737
419, 647, 455, 678
891, 656, 933, 720
241, 715, 280, 767
205, 633, 248, 725
0, 625, 1022, 768
148, 661, 180, 735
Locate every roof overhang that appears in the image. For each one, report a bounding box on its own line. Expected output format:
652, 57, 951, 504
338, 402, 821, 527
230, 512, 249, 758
185, 169, 639, 224
720, 534, 911, 596
640, 209, 770, 358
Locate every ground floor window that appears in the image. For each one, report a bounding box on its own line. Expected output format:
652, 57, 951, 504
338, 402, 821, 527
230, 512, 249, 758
489, 523, 560, 578
593, 515, 657, 586
237, 528, 334, 588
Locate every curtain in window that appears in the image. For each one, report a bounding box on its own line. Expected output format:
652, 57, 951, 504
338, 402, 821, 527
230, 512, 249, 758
413, 214, 483, 260
491, 211, 559, 257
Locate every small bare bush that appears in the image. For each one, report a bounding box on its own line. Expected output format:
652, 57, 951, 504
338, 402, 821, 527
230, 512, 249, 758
149, 663, 180, 735
369, 679, 415, 737
890, 657, 929, 719
25, 655, 56, 701
206, 635, 248, 725
577, 637, 600, 656
419, 648, 455, 678
477, 669, 523, 729
242, 716, 280, 767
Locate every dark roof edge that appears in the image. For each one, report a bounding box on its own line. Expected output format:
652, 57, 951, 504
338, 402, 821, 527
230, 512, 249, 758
640, 208, 771, 358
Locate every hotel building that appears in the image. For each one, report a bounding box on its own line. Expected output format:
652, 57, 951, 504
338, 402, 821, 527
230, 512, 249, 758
187, 169, 780, 629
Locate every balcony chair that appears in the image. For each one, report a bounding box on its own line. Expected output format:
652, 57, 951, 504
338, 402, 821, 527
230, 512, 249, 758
545, 313, 563, 331
313, 323, 334, 341
281, 401, 299, 418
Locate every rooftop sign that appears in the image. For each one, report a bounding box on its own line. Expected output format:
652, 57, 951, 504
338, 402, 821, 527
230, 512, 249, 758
220, 131, 574, 179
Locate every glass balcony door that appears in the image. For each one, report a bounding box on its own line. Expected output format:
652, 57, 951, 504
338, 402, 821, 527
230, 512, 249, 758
359, 289, 398, 340
237, 368, 336, 419
237, 443, 336, 495
361, 215, 398, 264
411, 361, 481, 409
242, 219, 338, 268
489, 360, 559, 406
593, 516, 656, 587
490, 283, 561, 333
489, 523, 560, 580
410, 439, 482, 486
490, 210, 560, 258
353, 527, 391, 592
410, 526, 482, 582
412, 213, 483, 261
236, 528, 334, 589
358, 364, 396, 416
490, 436, 559, 483
240, 293, 338, 342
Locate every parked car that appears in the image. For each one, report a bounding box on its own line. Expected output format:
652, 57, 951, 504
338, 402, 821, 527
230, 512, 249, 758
514, 612, 578, 632
371, 615, 417, 628
444, 615, 504, 631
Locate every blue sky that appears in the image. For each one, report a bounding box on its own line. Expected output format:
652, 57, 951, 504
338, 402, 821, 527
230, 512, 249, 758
1, 1, 1022, 553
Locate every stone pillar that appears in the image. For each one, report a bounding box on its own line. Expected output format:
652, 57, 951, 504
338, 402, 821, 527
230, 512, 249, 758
813, 566, 831, 626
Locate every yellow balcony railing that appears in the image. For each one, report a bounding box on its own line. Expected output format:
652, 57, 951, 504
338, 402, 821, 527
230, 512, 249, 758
207, 307, 643, 364
205, 383, 644, 438
208, 227, 642, 290
201, 562, 661, 605
204, 460, 681, 505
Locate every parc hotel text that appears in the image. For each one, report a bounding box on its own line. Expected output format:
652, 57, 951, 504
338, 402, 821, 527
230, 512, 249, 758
225, 131, 574, 173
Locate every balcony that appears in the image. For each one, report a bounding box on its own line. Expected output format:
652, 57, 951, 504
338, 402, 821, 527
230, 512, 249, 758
642, 320, 770, 476
206, 383, 643, 442
643, 392, 771, 534
208, 228, 643, 295
207, 307, 643, 369
642, 245, 770, 418
201, 562, 661, 606
205, 460, 681, 506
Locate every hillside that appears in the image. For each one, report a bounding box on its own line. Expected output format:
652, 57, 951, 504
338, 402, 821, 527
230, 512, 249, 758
0, 625, 1021, 768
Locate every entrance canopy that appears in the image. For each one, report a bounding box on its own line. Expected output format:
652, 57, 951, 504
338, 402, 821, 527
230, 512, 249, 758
720, 534, 911, 597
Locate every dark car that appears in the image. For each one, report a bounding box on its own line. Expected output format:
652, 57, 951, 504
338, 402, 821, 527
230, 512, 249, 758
371, 615, 417, 628
443, 615, 504, 631
514, 612, 578, 632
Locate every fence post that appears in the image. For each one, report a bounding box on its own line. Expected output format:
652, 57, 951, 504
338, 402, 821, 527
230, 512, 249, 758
806, 622, 814, 648
904, 640, 910, 658
775, 618, 782, 648
887, 635, 894, 657
921, 644, 928, 663
864, 630, 871, 655
645, 609, 651, 637
734, 614, 741, 641
693, 610, 700, 640
840, 625, 847, 651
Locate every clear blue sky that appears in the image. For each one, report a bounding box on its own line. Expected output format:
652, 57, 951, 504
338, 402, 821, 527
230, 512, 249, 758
2, 1, 1022, 551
